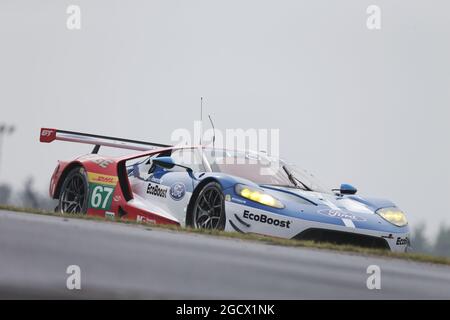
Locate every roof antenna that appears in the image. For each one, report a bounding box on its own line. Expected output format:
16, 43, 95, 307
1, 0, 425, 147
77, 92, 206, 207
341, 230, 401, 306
199, 97, 203, 145
208, 114, 216, 149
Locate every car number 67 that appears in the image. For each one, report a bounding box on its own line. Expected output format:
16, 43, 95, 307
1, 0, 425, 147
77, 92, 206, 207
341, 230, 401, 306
91, 185, 114, 209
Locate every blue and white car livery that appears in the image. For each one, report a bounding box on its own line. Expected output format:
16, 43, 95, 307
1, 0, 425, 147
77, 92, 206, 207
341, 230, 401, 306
127, 146, 410, 252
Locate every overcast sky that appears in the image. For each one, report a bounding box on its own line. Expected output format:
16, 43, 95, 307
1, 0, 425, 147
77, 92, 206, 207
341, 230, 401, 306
1, 0, 449, 238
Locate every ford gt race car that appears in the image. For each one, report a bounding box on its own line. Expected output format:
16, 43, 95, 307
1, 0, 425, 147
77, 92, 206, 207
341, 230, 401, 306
40, 128, 410, 252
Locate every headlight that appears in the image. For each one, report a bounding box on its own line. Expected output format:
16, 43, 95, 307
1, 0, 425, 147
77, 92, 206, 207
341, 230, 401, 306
377, 207, 408, 227
235, 184, 284, 209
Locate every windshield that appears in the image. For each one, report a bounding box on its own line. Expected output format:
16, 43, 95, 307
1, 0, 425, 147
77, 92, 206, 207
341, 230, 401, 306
284, 164, 331, 193
202, 148, 330, 193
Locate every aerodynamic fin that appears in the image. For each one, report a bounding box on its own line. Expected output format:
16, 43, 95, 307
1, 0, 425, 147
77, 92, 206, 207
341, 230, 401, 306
39, 128, 172, 152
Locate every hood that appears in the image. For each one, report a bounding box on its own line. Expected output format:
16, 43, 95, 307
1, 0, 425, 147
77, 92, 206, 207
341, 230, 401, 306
260, 185, 406, 233
261, 185, 394, 212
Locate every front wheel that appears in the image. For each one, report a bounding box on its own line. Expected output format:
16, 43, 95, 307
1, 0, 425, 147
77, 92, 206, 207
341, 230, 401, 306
58, 167, 88, 214
191, 182, 225, 230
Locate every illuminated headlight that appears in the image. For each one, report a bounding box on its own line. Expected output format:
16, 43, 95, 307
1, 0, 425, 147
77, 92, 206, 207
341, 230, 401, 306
377, 207, 408, 227
235, 184, 284, 209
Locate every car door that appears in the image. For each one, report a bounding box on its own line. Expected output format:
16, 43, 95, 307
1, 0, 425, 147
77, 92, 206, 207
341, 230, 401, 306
128, 148, 204, 226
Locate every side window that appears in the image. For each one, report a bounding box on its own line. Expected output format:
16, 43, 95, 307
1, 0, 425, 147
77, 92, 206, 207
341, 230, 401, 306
127, 152, 170, 180
170, 148, 204, 172
127, 149, 204, 180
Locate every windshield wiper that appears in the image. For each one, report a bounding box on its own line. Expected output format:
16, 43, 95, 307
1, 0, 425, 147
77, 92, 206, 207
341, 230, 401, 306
282, 165, 311, 191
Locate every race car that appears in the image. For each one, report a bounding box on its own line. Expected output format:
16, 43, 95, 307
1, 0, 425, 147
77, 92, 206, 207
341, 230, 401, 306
40, 128, 410, 252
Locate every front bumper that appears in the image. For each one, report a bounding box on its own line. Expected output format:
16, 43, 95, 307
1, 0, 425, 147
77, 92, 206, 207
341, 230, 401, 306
225, 201, 410, 252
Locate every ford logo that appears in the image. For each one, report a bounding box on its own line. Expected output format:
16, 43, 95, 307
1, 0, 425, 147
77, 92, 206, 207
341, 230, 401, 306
318, 209, 366, 221
170, 182, 186, 201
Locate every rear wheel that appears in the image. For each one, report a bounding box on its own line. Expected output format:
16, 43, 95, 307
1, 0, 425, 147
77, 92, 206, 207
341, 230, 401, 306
191, 182, 225, 230
58, 167, 88, 214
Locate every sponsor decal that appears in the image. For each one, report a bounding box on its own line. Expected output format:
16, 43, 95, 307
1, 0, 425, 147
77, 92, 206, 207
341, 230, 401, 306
113, 195, 121, 202
92, 158, 114, 168
396, 236, 409, 246
87, 173, 118, 186
225, 194, 231, 201
84, 155, 115, 168
149, 177, 161, 184
169, 182, 186, 201
231, 197, 247, 204
137, 215, 156, 224
105, 211, 115, 219
147, 183, 168, 198
242, 210, 291, 228
87, 173, 117, 210
318, 209, 366, 221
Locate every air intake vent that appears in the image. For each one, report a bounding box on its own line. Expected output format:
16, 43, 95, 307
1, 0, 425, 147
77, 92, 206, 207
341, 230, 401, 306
294, 228, 390, 250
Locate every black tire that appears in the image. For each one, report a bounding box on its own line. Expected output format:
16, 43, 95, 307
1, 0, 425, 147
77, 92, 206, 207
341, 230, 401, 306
190, 182, 225, 230
58, 167, 89, 214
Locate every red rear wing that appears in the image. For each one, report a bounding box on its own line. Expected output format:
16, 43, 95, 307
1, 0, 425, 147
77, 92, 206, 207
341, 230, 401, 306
40, 128, 172, 152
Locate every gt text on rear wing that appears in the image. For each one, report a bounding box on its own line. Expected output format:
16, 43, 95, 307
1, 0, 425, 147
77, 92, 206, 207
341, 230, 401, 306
40, 128, 172, 153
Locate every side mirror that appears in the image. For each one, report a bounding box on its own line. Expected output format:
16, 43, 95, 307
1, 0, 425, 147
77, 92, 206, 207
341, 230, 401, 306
152, 156, 194, 175
339, 183, 357, 195
152, 156, 176, 169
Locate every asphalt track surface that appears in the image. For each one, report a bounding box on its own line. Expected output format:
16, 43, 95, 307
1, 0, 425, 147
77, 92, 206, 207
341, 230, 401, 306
0, 210, 449, 299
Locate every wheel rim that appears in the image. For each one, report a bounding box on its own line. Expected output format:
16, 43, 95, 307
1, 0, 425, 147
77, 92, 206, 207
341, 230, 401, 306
60, 173, 86, 214
194, 186, 224, 229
